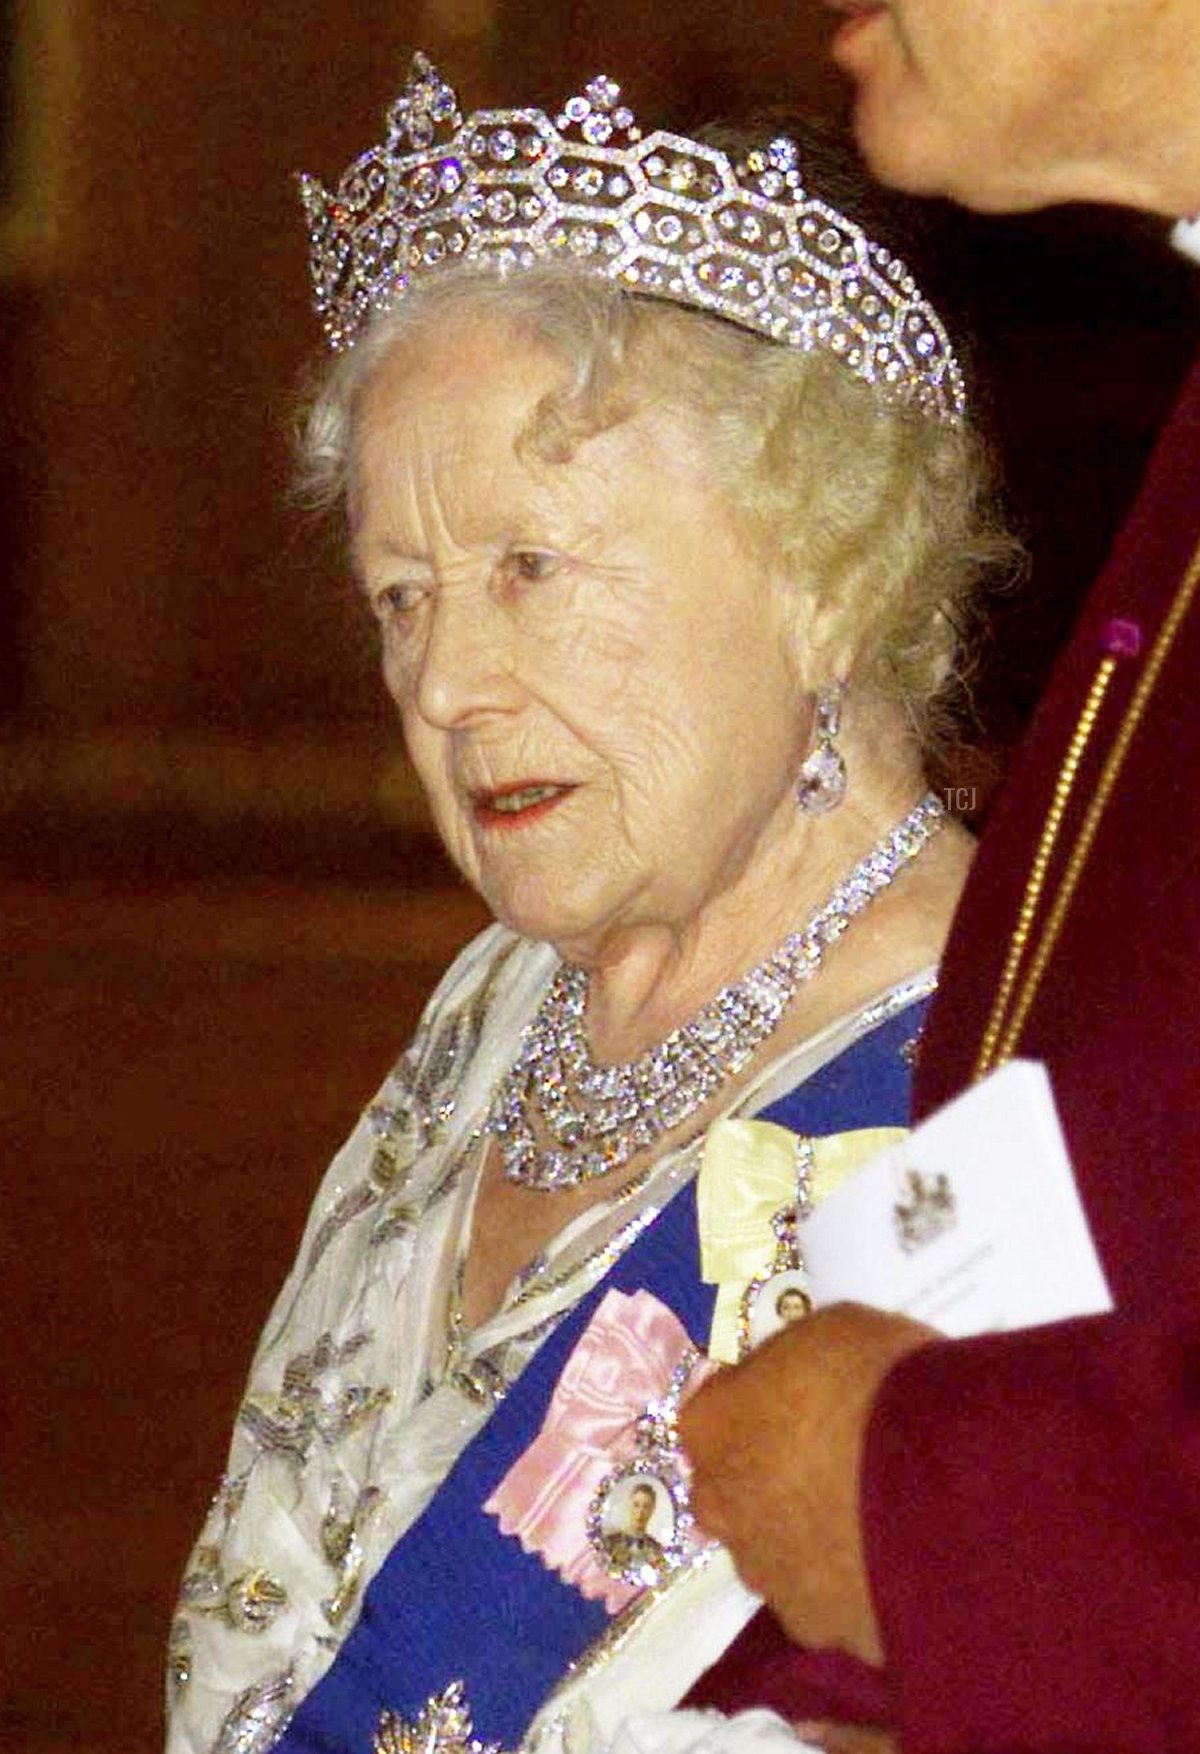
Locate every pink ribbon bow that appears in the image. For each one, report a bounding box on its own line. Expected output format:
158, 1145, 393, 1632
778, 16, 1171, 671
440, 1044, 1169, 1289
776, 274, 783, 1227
485, 1287, 707, 1613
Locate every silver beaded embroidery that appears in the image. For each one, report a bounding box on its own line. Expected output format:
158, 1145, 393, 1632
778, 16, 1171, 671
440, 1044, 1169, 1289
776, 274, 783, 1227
488, 795, 945, 1191
179, 1547, 290, 1637
211, 1670, 295, 1754
374, 1681, 500, 1754
167, 1614, 193, 1701
238, 1331, 391, 1466
320, 1479, 384, 1625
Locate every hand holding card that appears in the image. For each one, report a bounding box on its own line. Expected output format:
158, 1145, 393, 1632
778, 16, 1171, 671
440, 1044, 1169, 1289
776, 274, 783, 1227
681, 1059, 1111, 1665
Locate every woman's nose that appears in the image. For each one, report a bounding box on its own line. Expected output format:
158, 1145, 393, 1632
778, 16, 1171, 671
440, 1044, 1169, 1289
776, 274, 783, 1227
412, 583, 523, 729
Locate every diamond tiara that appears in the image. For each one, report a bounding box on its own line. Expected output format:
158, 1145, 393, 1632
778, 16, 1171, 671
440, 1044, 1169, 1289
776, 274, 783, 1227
298, 53, 965, 424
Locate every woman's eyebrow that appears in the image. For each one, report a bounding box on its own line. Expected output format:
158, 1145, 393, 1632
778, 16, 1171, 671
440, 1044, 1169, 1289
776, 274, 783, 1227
352, 537, 432, 576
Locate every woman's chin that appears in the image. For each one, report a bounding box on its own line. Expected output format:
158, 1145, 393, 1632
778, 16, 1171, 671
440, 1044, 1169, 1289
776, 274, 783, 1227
483, 887, 581, 949
483, 885, 615, 961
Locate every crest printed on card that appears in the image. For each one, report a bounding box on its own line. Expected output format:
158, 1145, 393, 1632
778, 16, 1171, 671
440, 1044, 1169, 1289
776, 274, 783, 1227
893, 1166, 956, 1253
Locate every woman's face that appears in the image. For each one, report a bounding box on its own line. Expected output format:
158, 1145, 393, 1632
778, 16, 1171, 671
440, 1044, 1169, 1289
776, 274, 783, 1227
351, 316, 810, 962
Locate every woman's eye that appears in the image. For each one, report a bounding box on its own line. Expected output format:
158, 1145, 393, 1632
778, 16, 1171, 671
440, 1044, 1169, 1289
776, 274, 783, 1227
508, 549, 560, 584
373, 582, 425, 620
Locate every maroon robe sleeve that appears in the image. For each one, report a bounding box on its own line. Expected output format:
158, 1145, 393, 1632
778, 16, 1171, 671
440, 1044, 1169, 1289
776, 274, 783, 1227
690, 350, 1200, 1747
860, 345, 1200, 1750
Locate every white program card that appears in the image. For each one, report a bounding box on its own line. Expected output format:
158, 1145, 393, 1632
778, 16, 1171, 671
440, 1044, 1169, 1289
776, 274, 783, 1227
801, 1059, 1113, 1335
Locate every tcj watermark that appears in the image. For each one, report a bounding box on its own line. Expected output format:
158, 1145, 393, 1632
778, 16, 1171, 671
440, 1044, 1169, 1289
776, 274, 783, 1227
938, 787, 979, 816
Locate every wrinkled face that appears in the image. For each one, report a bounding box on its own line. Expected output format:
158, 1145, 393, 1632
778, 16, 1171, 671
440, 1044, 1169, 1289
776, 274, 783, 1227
828, 0, 1162, 211
351, 318, 809, 961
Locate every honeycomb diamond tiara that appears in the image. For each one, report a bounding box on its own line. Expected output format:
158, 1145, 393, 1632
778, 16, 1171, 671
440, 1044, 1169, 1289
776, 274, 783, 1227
298, 53, 965, 424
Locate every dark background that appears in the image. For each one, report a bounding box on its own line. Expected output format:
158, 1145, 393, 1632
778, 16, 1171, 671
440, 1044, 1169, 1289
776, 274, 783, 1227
2, 4, 1195, 1749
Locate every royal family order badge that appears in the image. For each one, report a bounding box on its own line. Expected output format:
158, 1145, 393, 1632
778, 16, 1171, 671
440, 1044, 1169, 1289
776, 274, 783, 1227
588, 1345, 712, 1590
736, 1196, 814, 1359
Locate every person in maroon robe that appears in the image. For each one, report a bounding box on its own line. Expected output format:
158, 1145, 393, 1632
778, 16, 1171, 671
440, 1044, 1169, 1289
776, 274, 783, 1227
681, 4, 1200, 1749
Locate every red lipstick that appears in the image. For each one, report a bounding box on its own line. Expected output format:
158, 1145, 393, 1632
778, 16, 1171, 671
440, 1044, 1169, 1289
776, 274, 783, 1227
472, 782, 575, 831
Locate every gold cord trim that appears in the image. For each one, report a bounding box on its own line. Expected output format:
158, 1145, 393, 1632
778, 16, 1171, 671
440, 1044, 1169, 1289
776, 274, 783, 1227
976, 534, 1200, 1079
972, 657, 1118, 1079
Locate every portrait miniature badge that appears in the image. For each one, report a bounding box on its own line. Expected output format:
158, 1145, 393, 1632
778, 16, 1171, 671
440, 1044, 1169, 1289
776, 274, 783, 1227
738, 1205, 814, 1356
736, 1133, 816, 1358
588, 1345, 711, 1590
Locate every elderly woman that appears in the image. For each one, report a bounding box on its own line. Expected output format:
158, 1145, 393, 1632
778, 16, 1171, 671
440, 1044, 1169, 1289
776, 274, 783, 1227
167, 56, 1009, 1754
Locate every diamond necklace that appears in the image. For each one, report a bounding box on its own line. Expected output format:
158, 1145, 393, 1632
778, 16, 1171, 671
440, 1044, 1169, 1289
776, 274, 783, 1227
488, 792, 945, 1192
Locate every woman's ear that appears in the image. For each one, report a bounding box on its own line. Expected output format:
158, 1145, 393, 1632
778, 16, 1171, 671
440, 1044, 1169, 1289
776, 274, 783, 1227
773, 568, 856, 698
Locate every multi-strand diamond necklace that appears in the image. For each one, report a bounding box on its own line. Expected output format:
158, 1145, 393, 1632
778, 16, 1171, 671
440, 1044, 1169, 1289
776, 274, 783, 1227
488, 793, 945, 1192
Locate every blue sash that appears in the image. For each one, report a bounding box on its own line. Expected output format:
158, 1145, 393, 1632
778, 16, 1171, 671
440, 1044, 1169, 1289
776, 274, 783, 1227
275, 999, 925, 1752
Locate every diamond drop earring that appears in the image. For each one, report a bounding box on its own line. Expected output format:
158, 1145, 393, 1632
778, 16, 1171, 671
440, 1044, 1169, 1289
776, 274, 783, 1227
795, 683, 847, 814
